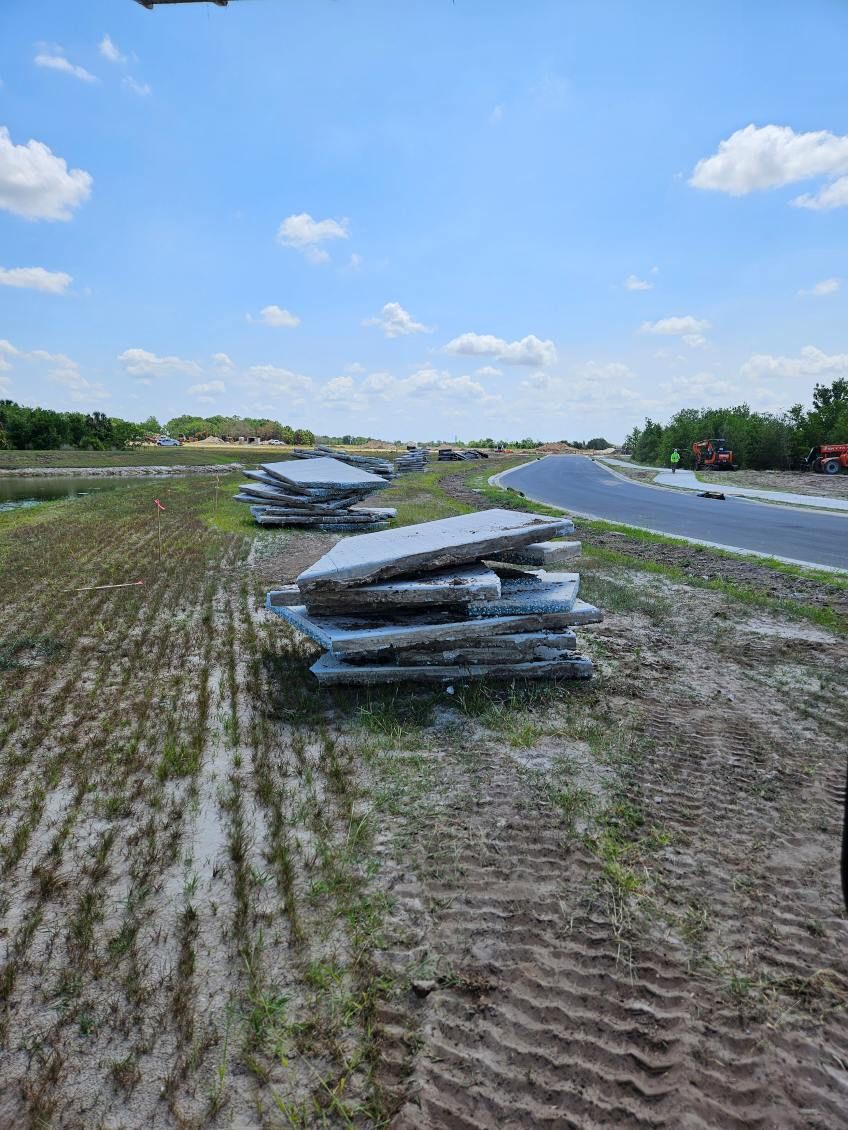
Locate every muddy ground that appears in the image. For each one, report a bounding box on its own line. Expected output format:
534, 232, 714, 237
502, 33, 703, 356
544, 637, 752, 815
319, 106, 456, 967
0, 480, 846, 1128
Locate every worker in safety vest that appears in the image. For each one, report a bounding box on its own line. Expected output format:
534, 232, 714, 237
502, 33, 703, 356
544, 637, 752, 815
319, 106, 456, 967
670, 448, 681, 473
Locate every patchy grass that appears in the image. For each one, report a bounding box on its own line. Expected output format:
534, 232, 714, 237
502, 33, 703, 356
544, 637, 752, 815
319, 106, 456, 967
1, 457, 845, 1127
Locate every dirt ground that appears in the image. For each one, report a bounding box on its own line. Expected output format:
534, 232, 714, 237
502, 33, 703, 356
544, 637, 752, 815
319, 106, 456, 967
610, 458, 848, 501
697, 466, 848, 499
0, 479, 846, 1127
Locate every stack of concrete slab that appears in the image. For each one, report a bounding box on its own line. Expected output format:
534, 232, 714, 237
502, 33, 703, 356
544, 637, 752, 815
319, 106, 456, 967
234, 456, 395, 530
395, 447, 429, 473
291, 445, 395, 480
437, 448, 489, 461
265, 508, 601, 684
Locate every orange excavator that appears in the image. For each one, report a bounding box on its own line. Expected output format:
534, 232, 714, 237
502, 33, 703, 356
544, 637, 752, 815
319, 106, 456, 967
800, 443, 848, 475
692, 438, 737, 471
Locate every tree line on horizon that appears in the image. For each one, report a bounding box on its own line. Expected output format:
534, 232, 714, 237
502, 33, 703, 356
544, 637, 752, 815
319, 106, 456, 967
0, 402, 316, 450
624, 379, 848, 469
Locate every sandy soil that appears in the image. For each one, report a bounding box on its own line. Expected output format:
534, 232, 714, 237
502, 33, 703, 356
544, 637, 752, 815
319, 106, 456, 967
697, 467, 848, 499
372, 577, 848, 1129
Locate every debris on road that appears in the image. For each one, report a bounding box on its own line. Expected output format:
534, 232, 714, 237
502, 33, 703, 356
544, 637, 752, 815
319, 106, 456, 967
266, 508, 600, 683
234, 455, 395, 530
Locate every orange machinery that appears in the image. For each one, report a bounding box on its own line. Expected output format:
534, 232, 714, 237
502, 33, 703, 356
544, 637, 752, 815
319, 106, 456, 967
692, 438, 737, 471
800, 443, 848, 475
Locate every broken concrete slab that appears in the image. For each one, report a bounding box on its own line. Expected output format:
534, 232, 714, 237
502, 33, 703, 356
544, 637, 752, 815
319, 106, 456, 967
348, 630, 578, 666
262, 457, 389, 491
310, 651, 593, 685
303, 564, 502, 610
350, 506, 398, 518
467, 570, 579, 617
268, 586, 302, 607
251, 510, 389, 529
269, 602, 586, 654
489, 540, 582, 566
296, 509, 574, 593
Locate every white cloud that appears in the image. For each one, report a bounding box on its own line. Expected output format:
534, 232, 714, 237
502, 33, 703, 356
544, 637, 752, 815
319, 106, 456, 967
490, 104, 505, 125
474, 365, 502, 377
1, 338, 108, 402
0, 376, 11, 392
240, 364, 313, 402
580, 361, 636, 382
690, 124, 848, 207
118, 348, 202, 378
123, 76, 151, 97
363, 302, 432, 338
640, 316, 710, 347
212, 352, 233, 367
189, 380, 225, 397
640, 315, 710, 335
624, 274, 653, 291
34, 51, 97, 84
347, 253, 362, 271
798, 277, 840, 297
248, 305, 301, 328
99, 34, 126, 64
740, 345, 848, 381
319, 376, 355, 403
345, 362, 365, 374
443, 332, 557, 367
794, 177, 848, 211
50, 367, 110, 402
667, 372, 735, 399
0, 126, 92, 221
0, 266, 72, 294
277, 213, 349, 262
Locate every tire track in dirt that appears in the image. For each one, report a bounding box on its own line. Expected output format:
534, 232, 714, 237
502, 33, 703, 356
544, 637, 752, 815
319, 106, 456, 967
376, 585, 848, 1129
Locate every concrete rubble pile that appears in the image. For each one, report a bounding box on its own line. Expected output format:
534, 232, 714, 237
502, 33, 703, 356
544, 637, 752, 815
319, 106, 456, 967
395, 447, 429, 473
234, 456, 396, 530
437, 447, 490, 461
291, 445, 395, 480
265, 508, 600, 684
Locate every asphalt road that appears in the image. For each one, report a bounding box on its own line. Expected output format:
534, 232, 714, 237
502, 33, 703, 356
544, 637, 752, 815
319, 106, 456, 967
499, 455, 848, 570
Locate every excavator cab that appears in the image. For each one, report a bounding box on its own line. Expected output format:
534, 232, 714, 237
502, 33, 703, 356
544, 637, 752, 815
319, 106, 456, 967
692, 438, 737, 471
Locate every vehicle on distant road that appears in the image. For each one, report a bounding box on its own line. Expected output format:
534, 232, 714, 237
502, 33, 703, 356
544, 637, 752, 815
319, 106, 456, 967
801, 443, 848, 475
157, 437, 181, 447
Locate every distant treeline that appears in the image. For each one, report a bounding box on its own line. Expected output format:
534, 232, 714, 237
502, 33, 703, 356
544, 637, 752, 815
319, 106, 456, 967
0, 400, 143, 451
165, 415, 315, 445
625, 379, 848, 469
0, 403, 318, 450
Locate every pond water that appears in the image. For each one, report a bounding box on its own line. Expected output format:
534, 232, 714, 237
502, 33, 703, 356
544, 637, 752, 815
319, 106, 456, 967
0, 477, 124, 513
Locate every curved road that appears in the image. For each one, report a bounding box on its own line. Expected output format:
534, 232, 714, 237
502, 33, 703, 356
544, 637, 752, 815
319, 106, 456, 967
499, 455, 848, 571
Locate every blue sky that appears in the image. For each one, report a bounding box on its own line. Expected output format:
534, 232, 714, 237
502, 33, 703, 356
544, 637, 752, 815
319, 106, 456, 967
1, 0, 847, 441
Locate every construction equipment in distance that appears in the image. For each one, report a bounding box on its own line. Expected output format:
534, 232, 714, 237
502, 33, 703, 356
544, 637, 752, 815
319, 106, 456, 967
134, 1, 228, 8
692, 438, 737, 471
800, 442, 848, 475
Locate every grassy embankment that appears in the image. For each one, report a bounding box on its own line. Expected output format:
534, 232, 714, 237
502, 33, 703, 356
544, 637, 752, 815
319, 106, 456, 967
0, 445, 409, 472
